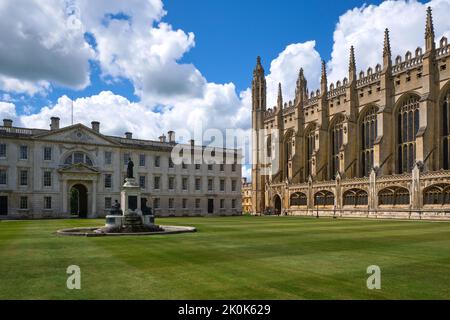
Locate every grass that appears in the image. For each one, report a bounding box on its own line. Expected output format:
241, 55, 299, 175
0, 216, 450, 299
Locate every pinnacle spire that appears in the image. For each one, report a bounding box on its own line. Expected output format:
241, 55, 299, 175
321, 60, 327, 83
349, 46, 356, 71
349, 46, 356, 82
253, 56, 265, 77
277, 82, 283, 107
425, 6, 435, 51
295, 68, 307, 105
383, 28, 391, 57
321, 60, 327, 94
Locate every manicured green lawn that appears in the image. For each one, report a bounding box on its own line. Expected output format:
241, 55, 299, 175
0, 216, 449, 299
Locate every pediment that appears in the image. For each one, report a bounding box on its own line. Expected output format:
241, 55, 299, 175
58, 163, 100, 174
34, 124, 120, 146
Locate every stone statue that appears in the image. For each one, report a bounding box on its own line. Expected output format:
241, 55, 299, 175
110, 200, 123, 216
127, 157, 134, 178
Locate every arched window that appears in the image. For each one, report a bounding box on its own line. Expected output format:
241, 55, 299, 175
305, 126, 315, 178
64, 152, 94, 166
331, 114, 345, 179
314, 190, 334, 206
397, 95, 420, 173
266, 134, 272, 158
423, 184, 450, 205
361, 106, 378, 177
378, 187, 410, 206
442, 88, 450, 169
343, 189, 368, 206
290, 192, 307, 206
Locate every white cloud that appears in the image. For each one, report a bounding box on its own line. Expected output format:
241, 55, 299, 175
265, 41, 322, 108
328, 0, 450, 84
0, 0, 94, 93
0, 101, 17, 121
20, 91, 162, 139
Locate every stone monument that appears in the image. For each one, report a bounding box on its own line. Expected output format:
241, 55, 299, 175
104, 158, 160, 233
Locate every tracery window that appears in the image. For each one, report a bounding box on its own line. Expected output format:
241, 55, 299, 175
343, 189, 368, 206
423, 184, 450, 205
442, 89, 450, 169
331, 115, 344, 179
314, 190, 334, 206
397, 95, 420, 173
378, 187, 410, 206
290, 192, 307, 206
361, 106, 378, 177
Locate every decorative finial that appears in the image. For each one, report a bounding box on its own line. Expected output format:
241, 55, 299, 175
383, 28, 391, 57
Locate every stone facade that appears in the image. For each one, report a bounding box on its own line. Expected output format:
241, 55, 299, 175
251, 8, 450, 220
0, 119, 242, 218
241, 177, 252, 214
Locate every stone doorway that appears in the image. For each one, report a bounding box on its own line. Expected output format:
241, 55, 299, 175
274, 195, 282, 215
70, 184, 88, 218
0, 196, 7, 215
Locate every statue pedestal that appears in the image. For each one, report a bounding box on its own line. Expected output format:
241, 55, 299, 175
103, 177, 156, 232
121, 178, 143, 216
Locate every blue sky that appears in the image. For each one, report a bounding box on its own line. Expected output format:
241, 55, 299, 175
164, 0, 388, 92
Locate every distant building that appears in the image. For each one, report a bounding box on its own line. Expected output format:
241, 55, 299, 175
251, 8, 450, 220
241, 177, 252, 214
0, 118, 242, 218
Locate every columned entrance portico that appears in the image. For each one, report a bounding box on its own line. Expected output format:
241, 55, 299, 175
59, 163, 100, 218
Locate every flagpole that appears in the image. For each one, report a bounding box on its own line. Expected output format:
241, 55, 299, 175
71, 100, 74, 125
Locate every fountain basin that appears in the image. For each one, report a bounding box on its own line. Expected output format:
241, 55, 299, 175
57, 225, 197, 237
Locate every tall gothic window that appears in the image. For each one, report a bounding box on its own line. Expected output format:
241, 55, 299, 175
397, 95, 420, 174
306, 126, 315, 178
442, 89, 450, 169
331, 114, 344, 179
361, 106, 378, 177
266, 134, 272, 158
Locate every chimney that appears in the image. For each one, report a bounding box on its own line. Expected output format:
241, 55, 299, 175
91, 121, 100, 133
50, 117, 60, 130
125, 132, 133, 139
3, 119, 12, 127
159, 134, 166, 143
168, 130, 175, 143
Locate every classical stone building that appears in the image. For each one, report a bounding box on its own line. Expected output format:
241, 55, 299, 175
241, 177, 252, 214
0, 118, 242, 218
252, 8, 450, 219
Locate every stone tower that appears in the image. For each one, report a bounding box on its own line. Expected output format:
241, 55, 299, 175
252, 56, 267, 215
